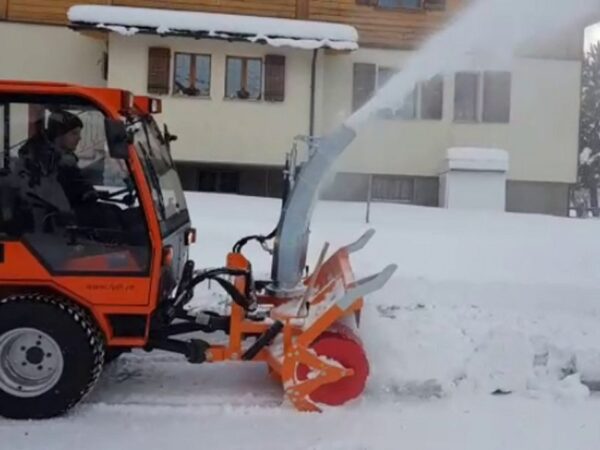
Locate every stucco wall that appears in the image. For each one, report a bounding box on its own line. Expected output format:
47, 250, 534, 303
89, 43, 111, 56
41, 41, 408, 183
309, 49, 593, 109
319, 48, 581, 184
0, 22, 106, 86
107, 34, 314, 167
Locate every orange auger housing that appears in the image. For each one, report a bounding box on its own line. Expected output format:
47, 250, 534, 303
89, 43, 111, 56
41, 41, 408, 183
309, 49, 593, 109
221, 229, 395, 411
0, 80, 396, 420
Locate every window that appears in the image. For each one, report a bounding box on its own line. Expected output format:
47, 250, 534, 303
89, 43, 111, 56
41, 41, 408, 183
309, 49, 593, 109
454, 71, 511, 123
482, 72, 511, 123
371, 175, 414, 203
352, 63, 376, 111
395, 87, 418, 120
423, 0, 445, 9
226, 57, 263, 100
454, 72, 479, 122
0, 99, 150, 274
378, 0, 421, 8
197, 170, 239, 193
357, 0, 445, 10
371, 66, 443, 120
377, 66, 417, 119
173, 53, 211, 97
420, 75, 444, 120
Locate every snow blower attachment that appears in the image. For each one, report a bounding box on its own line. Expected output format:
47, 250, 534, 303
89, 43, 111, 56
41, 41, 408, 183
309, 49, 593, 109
0, 81, 396, 419
159, 126, 397, 411
218, 227, 396, 411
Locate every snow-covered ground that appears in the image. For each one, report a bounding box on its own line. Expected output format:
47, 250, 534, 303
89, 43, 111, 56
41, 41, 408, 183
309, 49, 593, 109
4, 192, 600, 449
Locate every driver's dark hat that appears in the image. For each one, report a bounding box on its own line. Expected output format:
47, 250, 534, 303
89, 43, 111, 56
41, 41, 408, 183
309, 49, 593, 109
47, 110, 83, 140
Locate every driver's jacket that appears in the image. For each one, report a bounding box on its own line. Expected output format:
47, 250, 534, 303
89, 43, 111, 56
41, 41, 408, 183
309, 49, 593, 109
12, 137, 97, 231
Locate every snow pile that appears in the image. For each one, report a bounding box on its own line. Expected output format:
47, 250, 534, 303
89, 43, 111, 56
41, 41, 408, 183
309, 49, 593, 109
68, 5, 359, 50
580, 147, 600, 166
447, 147, 509, 163
444, 147, 509, 172
247, 36, 358, 51
6, 193, 600, 449
97, 24, 140, 37
184, 193, 600, 403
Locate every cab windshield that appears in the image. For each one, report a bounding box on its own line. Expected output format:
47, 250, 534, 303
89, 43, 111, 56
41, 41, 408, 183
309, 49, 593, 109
130, 116, 189, 235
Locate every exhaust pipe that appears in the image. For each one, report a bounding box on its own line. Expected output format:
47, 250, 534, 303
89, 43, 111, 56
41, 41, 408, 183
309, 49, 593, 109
269, 125, 357, 297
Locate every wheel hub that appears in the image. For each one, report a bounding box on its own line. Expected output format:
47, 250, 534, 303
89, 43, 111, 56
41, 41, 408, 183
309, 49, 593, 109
26, 347, 44, 365
0, 328, 64, 398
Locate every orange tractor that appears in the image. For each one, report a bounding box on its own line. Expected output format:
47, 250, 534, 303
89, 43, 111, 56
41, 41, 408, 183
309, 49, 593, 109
0, 81, 396, 419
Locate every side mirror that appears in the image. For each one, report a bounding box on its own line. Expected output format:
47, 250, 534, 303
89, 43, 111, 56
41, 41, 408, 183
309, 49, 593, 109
105, 118, 130, 160
164, 124, 178, 144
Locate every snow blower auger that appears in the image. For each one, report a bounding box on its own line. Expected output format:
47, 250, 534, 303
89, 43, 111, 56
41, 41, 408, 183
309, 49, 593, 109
0, 81, 396, 419
213, 228, 396, 411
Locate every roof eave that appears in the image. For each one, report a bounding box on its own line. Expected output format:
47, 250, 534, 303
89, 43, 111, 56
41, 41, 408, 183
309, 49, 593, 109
69, 22, 359, 52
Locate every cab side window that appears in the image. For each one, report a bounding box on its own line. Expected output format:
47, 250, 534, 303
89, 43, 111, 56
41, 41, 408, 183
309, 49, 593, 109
0, 99, 151, 275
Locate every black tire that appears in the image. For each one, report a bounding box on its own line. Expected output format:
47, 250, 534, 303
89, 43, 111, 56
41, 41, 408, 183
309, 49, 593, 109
0, 294, 105, 419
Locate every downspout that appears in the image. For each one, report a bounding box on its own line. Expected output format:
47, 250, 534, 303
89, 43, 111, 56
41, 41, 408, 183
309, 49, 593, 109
309, 48, 318, 137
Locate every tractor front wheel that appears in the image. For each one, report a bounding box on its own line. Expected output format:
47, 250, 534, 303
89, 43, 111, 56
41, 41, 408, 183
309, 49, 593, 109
0, 294, 105, 419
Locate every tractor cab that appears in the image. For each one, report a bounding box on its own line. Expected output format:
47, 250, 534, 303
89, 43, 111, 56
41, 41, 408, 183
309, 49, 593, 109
0, 83, 190, 285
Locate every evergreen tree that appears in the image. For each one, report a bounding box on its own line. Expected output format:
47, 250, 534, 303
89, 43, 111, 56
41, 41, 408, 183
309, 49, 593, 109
579, 41, 600, 216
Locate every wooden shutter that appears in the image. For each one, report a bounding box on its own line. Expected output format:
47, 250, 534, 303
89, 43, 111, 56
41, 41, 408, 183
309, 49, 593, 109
264, 55, 286, 102
147, 47, 171, 95
296, 0, 309, 18
352, 63, 376, 112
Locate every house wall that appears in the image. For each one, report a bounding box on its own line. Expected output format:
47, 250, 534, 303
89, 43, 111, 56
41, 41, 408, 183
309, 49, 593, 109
106, 37, 582, 186
0, 21, 106, 85
0, 2, 585, 216
319, 47, 582, 185
107, 34, 314, 166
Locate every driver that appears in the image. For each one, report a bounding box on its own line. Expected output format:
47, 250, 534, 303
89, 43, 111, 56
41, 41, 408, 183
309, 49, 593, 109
46, 110, 99, 208
16, 110, 99, 230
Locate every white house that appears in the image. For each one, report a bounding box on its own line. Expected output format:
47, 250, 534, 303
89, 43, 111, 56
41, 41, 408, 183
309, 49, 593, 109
0, 0, 588, 215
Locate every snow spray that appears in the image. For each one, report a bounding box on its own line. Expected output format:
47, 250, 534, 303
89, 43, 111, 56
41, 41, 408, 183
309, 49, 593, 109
272, 0, 599, 292
346, 0, 599, 130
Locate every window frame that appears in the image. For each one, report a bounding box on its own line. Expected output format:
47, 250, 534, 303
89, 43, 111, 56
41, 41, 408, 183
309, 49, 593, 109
370, 174, 416, 204
172, 52, 212, 99
371, 0, 446, 11
376, 65, 444, 121
376, 0, 423, 10
224, 56, 264, 102
482, 71, 512, 124
453, 71, 512, 124
453, 71, 481, 123
0, 95, 152, 276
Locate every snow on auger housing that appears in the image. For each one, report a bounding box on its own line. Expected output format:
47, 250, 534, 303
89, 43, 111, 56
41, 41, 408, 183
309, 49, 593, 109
0, 80, 396, 419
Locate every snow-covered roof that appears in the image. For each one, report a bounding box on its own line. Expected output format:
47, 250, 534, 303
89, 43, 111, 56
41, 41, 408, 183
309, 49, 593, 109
68, 5, 359, 51
447, 147, 509, 163
443, 147, 509, 172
